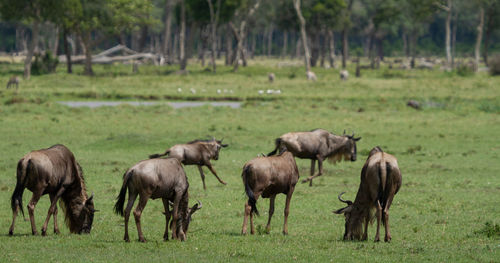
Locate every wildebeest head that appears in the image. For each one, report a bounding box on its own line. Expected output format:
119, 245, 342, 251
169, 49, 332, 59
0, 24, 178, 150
342, 131, 361, 162
172, 200, 202, 241
327, 131, 361, 163
210, 138, 228, 160
333, 192, 363, 240
79, 193, 96, 234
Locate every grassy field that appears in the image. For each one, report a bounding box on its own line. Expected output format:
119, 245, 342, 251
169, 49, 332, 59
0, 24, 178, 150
0, 60, 498, 262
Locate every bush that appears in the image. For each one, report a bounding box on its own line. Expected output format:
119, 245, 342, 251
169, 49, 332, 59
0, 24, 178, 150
454, 64, 474, 77
489, 55, 500, 76
31, 51, 59, 75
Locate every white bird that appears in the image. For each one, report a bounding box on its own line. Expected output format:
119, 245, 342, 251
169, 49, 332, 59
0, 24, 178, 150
258, 90, 264, 94
217, 89, 221, 94
190, 88, 196, 94
177, 88, 182, 93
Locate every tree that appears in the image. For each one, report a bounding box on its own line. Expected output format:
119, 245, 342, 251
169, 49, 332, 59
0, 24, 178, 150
293, 0, 311, 73
230, 0, 261, 72
0, 0, 60, 79
436, 0, 452, 69
482, 0, 500, 65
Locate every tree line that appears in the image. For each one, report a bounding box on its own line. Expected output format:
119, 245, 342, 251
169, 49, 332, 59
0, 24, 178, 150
0, 0, 499, 79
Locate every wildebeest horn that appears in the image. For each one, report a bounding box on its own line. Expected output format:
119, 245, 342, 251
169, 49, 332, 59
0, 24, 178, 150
338, 192, 353, 205
88, 192, 94, 201
343, 130, 346, 135
195, 200, 202, 210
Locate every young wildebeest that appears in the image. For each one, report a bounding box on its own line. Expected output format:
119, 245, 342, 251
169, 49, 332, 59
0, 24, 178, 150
9, 144, 96, 236
268, 128, 361, 186
333, 146, 402, 242
149, 138, 228, 190
241, 151, 299, 235
114, 158, 201, 242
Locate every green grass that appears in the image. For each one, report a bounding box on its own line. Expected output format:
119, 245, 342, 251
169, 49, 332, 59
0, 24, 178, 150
0, 60, 498, 262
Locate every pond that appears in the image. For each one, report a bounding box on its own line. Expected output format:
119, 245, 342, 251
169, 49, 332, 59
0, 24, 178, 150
58, 101, 242, 109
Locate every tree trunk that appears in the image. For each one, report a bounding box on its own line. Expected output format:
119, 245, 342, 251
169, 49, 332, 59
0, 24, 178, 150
225, 24, 233, 65
310, 33, 320, 67
232, 0, 261, 72
474, 7, 484, 71
207, 0, 221, 73
251, 32, 256, 59
452, 13, 457, 67
402, 32, 408, 58
63, 28, 72, 74
267, 24, 273, 57
163, 0, 173, 61
50, 25, 59, 55
483, 25, 492, 66
295, 37, 301, 58
179, 0, 187, 71
24, 17, 40, 79
293, 0, 311, 73
341, 29, 349, 69
282, 30, 288, 58
80, 32, 94, 76
445, 0, 452, 68
328, 29, 335, 68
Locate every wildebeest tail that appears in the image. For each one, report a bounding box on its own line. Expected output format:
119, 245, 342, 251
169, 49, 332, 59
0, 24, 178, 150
267, 138, 282, 156
149, 150, 170, 159
11, 159, 30, 219
242, 165, 259, 216
114, 170, 133, 217
377, 162, 391, 226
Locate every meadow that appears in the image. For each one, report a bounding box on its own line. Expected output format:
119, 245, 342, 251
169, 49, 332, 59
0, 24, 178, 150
0, 60, 498, 262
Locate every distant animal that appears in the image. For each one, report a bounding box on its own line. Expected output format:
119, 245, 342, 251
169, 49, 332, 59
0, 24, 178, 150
407, 100, 421, 110
114, 157, 202, 242
268, 129, 361, 186
306, 71, 317, 81
340, 70, 349, 81
241, 151, 299, 235
268, 73, 275, 83
6, 76, 19, 89
149, 138, 228, 190
9, 144, 96, 236
333, 146, 402, 242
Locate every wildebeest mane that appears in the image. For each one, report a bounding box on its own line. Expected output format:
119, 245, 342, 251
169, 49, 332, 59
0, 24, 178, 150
59, 162, 88, 233
186, 138, 213, 144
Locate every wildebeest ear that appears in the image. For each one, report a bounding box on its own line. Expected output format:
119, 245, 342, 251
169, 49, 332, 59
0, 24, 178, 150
87, 192, 94, 202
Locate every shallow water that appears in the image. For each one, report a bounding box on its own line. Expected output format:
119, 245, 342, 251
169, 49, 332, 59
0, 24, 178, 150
57, 101, 241, 109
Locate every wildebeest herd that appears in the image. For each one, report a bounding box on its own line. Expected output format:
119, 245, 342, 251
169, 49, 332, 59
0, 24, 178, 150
8, 128, 401, 243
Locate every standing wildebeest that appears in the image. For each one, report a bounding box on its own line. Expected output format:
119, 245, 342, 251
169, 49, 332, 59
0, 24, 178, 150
9, 144, 96, 236
267, 128, 361, 186
333, 146, 402, 242
241, 151, 299, 235
149, 138, 228, 190
114, 158, 202, 242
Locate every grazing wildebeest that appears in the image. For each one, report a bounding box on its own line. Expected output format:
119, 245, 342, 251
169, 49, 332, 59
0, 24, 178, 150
333, 146, 402, 242
9, 144, 96, 236
268, 73, 275, 83
241, 151, 299, 235
340, 70, 349, 81
114, 157, 201, 242
149, 138, 228, 190
267, 128, 361, 186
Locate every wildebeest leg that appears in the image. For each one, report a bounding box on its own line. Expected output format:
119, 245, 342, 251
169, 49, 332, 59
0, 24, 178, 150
123, 190, 138, 242
162, 198, 171, 241
41, 187, 65, 236
49, 194, 60, 234
374, 200, 382, 242
9, 203, 20, 236
362, 216, 370, 241
283, 187, 295, 235
241, 201, 251, 235
383, 192, 396, 242
205, 162, 227, 185
133, 194, 149, 242
27, 190, 43, 235
265, 195, 276, 234
309, 160, 315, 186
171, 192, 185, 241
302, 156, 324, 185
197, 165, 207, 190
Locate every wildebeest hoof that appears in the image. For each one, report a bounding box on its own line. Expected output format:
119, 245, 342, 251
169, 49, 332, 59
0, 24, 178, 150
282, 231, 288, 235
220, 181, 227, 185
8, 230, 13, 236
124, 236, 130, 242
385, 237, 391, 242
54, 229, 60, 235
32, 231, 38, 236
41, 230, 47, 236
301, 178, 311, 184
139, 238, 146, 243
374, 238, 380, 242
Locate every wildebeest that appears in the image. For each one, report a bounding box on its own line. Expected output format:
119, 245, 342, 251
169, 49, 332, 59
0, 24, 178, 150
9, 144, 96, 236
267, 128, 361, 186
114, 157, 201, 242
268, 73, 275, 83
149, 138, 228, 190
306, 71, 317, 81
6, 76, 19, 89
333, 146, 402, 242
241, 151, 299, 235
